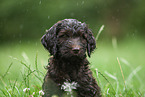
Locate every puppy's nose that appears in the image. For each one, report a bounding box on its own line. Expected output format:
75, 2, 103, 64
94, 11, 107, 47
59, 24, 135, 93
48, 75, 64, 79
72, 47, 80, 54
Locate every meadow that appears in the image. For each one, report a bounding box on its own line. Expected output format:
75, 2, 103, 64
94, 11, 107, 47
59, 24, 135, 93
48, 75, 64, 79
0, 37, 145, 97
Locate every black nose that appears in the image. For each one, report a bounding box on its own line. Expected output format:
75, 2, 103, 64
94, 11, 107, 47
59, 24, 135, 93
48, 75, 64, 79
72, 47, 80, 54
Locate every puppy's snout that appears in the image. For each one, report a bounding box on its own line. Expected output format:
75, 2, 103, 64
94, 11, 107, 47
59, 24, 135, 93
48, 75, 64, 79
70, 38, 82, 54
72, 47, 80, 54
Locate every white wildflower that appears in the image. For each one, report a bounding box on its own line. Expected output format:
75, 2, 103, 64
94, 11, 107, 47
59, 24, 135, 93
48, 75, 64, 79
32, 92, 35, 95
61, 81, 78, 96
39, 90, 45, 95
23, 88, 30, 92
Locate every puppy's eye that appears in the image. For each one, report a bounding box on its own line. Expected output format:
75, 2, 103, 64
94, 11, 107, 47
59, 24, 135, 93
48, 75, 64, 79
59, 34, 68, 38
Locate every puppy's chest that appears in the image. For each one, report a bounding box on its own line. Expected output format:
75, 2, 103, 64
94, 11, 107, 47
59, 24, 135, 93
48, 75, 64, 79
60, 70, 78, 82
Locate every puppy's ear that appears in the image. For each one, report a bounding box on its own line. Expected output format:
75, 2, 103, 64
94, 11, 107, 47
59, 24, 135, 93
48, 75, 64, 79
41, 23, 60, 55
86, 29, 96, 57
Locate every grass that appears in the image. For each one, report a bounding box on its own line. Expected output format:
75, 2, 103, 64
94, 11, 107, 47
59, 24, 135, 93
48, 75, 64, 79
0, 37, 145, 97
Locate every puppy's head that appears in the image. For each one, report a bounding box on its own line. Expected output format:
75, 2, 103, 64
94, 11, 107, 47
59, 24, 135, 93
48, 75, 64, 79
41, 19, 96, 58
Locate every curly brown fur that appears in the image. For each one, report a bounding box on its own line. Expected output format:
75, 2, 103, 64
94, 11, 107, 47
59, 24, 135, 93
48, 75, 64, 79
41, 19, 101, 97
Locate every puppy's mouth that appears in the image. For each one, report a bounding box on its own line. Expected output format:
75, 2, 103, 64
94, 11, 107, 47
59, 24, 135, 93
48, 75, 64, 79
59, 47, 86, 60
69, 51, 86, 59
71, 51, 79, 55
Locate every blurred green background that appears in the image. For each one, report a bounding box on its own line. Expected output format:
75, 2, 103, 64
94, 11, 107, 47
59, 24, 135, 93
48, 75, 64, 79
1, 0, 145, 41
0, 0, 145, 95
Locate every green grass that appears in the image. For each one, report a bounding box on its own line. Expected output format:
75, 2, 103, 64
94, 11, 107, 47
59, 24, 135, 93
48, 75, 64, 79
0, 38, 145, 96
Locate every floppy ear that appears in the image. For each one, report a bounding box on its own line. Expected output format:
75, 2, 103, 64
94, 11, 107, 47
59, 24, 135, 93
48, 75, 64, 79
86, 29, 96, 57
41, 24, 58, 55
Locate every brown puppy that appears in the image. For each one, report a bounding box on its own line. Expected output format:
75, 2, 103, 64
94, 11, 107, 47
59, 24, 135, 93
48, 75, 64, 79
41, 19, 101, 97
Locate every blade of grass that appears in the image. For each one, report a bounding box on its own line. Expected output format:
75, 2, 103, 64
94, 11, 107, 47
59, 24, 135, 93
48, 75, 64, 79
8, 79, 12, 89
15, 86, 20, 95
107, 87, 110, 95
105, 71, 119, 97
19, 70, 36, 89
20, 71, 27, 87
35, 52, 39, 75
126, 66, 142, 84
28, 65, 30, 90
9, 56, 42, 82
117, 57, 126, 88
21, 61, 42, 82
120, 58, 142, 85
0, 77, 7, 87
36, 70, 45, 76
98, 71, 115, 93
12, 79, 17, 95
2, 63, 13, 78
22, 52, 30, 65
0, 88, 7, 96
27, 65, 30, 95
5, 88, 11, 97
95, 25, 104, 42
95, 69, 103, 92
